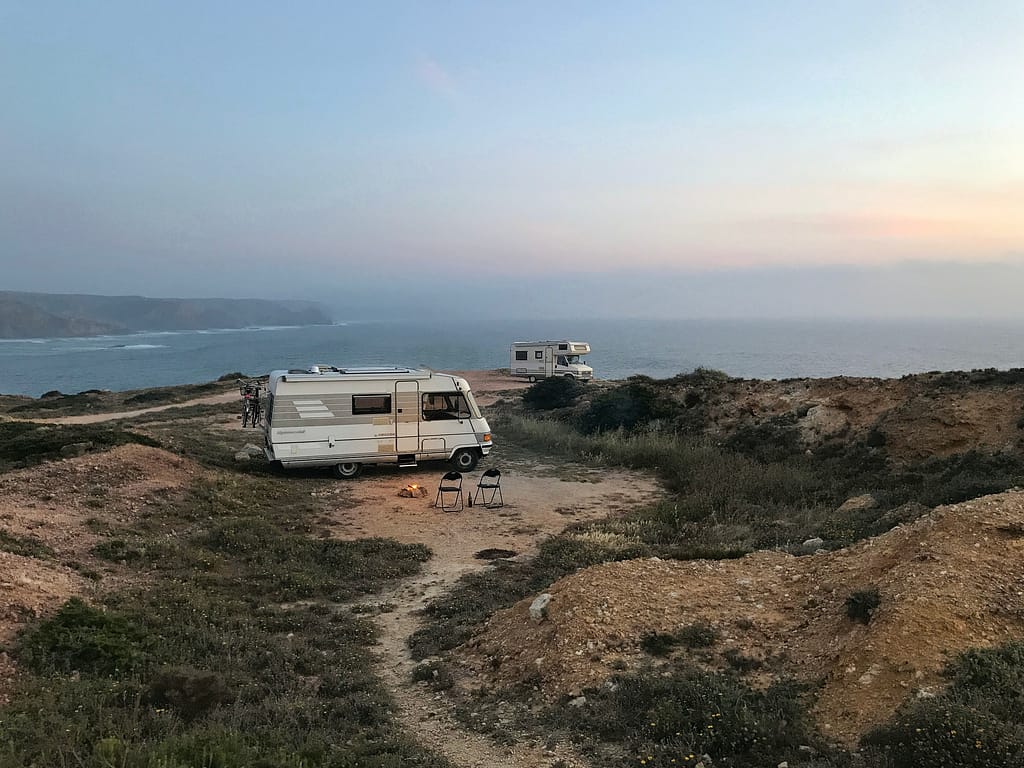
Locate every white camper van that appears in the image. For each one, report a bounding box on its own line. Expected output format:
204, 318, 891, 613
510, 341, 593, 382
263, 366, 492, 478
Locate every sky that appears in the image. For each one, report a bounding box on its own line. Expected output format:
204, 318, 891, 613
2, 1, 1024, 318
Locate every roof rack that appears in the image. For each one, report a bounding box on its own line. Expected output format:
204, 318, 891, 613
335, 366, 415, 374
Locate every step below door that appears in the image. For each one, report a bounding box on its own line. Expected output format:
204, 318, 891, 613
395, 381, 420, 453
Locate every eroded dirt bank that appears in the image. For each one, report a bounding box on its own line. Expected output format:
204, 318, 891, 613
460, 490, 1024, 744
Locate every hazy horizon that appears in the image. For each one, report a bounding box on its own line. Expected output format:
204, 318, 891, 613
3, 3, 1024, 317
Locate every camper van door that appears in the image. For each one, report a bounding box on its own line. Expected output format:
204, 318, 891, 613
395, 380, 419, 453
544, 346, 554, 377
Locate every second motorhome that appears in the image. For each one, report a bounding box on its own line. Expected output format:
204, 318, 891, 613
510, 340, 593, 381
263, 366, 492, 478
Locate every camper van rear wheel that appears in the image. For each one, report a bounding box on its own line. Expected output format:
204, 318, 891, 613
333, 462, 363, 479
451, 449, 479, 472
528, 376, 536, 383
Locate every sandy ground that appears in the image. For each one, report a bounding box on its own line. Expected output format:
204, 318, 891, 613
330, 459, 661, 768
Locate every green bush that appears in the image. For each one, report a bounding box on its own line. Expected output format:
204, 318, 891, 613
522, 376, 585, 410
146, 666, 231, 720
0, 529, 54, 559
677, 621, 719, 648
558, 664, 821, 767
577, 379, 670, 433
723, 413, 802, 463
18, 598, 152, 676
864, 642, 1024, 767
864, 700, 1024, 767
91, 538, 148, 563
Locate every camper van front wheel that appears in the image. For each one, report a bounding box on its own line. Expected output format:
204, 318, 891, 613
528, 376, 536, 383
451, 449, 479, 472
333, 462, 363, 479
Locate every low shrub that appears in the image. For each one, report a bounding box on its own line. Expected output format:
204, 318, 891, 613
677, 621, 719, 648
0, 422, 158, 473
846, 587, 881, 624
146, 666, 231, 719
557, 664, 821, 767
864, 641, 1024, 767
640, 632, 678, 657
411, 660, 455, 690
523, 376, 585, 411
91, 538, 148, 563
18, 598, 152, 676
0, 529, 54, 559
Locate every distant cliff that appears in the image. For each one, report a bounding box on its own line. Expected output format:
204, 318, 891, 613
0, 292, 332, 339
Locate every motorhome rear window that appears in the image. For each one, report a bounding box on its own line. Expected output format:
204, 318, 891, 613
352, 394, 391, 415
515, 351, 528, 361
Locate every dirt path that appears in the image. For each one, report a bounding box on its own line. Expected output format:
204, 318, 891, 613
23, 391, 239, 425
13, 369, 523, 426
328, 458, 661, 768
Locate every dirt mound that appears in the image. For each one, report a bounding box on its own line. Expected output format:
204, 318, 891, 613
0, 445, 203, 702
460, 490, 1024, 744
702, 374, 1024, 462
0, 444, 201, 557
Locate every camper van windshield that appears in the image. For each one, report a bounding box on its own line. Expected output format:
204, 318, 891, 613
565, 355, 580, 364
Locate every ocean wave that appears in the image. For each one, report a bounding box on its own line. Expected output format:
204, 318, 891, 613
108, 344, 167, 350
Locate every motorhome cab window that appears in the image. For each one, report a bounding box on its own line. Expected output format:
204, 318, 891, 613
515, 351, 528, 361
557, 356, 568, 366
352, 394, 392, 415
422, 392, 470, 420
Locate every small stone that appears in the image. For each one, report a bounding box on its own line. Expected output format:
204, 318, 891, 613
802, 537, 825, 550
530, 593, 552, 623
837, 494, 877, 514
60, 442, 93, 458
568, 696, 587, 708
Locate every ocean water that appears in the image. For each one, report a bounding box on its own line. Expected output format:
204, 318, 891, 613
2, 318, 1023, 397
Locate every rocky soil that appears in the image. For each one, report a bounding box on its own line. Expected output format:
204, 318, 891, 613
460, 490, 1024, 743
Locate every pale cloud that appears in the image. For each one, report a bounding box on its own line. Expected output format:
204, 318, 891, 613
415, 55, 459, 101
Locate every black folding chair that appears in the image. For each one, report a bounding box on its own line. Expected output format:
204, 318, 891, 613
435, 471, 464, 511
473, 468, 503, 509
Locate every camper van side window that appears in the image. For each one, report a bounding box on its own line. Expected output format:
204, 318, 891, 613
515, 351, 528, 361
558, 344, 568, 350
534, 351, 543, 359
352, 394, 391, 415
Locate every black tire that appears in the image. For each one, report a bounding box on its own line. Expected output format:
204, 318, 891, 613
332, 462, 363, 479
451, 449, 479, 472
528, 375, 536, 383
563, 374, 575, 380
